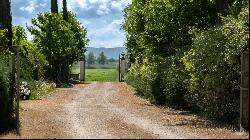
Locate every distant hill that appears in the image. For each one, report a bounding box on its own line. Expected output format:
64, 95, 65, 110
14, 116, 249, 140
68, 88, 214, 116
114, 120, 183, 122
86, 47, 126, 59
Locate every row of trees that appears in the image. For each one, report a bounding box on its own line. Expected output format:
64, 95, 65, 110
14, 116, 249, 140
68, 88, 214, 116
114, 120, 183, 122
123, 0, 248, 125
87, 52, 116, 65
0, 0, 88, 132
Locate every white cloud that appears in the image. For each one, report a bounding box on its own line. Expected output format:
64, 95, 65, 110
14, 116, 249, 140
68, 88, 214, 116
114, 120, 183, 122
66, 0, 88, 10
19, 0, 47, 14
87, 18, 125, 48
96, 4, 110, 15
14, 0, 130, 48
20, 1, 36, 14
78, 18, 91, 26
111, 0, 132, 11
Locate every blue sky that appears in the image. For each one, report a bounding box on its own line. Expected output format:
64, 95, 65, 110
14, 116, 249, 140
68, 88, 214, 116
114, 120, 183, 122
11, 0, 131, 48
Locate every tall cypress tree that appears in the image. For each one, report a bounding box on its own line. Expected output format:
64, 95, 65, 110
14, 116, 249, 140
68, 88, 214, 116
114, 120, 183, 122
0, 0, 12, 46
51, 0, 58, 13
0, 0, 15, 132
63, 0, 69, 21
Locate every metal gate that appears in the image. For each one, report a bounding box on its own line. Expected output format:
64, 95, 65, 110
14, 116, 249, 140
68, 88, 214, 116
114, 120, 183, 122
118, 53, 129, 82
240, 50, 249, 131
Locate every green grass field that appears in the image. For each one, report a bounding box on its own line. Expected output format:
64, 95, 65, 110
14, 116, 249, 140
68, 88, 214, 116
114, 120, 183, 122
70, 66, 118, 81
85, 69, 118, 81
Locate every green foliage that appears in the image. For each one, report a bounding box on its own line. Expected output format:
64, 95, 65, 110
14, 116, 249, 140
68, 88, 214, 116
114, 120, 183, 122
0, 50, 15, 132
28, 11, 88, 83
12, 26, 48, 81
86, 69, 117, 82
0, 0, 12, 46
123, 0, 249, 124
123, 0, 217, 105
161, 54, 190, 108
87, 52, 96, 65
125, 56, 165, 105
28, 80, 56, 100
182, 5, 249, 122
0, 29, 8, 45
222, 7, 249, 64
123, 0, 217, 62
97, 51, 107, 65
19, 80, 56, 100
182, 27, 239, 122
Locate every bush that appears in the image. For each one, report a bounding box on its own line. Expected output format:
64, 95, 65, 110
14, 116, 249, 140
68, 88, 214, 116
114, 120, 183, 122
13, 26, 48, 81
125, 56, 165, 105
19, 80, 56, 100
0, 51, 15, 132
161, 54, 190, 108
182, 6, 248, 123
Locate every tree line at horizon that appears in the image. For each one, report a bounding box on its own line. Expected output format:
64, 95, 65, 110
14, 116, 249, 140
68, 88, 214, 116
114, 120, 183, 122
87, 51, 117, 66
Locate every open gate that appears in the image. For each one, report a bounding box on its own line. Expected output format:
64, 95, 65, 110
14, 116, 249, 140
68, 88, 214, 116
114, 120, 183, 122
119, 53, 129, 82
240, 50, 249, 131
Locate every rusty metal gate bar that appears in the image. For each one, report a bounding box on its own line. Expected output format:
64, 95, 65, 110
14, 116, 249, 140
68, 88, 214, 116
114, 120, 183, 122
14, 45, 20, 135
240, 50, 249, 131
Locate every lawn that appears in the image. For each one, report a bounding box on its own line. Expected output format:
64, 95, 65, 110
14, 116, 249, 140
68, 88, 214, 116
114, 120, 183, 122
70, 66, 118, 81
85, 69, 118, 81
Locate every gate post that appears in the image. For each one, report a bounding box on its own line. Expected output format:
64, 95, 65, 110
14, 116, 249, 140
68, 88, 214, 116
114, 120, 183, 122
119, 54, 121, 82
240, 50, 249, 131
80, 56, 85, 82
15, 45, 20, 135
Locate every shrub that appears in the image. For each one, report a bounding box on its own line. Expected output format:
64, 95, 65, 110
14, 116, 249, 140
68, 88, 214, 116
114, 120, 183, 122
13, 26, 48, 81
161, 54, 190, 108
182, 6, 249, 123
125, 56, 165, 105
20, 80, 56, 100
0, 51, 15, 132
20, 81, 31, 100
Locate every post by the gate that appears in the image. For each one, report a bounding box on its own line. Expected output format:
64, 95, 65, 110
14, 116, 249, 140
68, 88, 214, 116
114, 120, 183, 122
80, 57, 85, 82
240, 50, 249, 131
119, 54, 121, 82
15, 45, 20, 135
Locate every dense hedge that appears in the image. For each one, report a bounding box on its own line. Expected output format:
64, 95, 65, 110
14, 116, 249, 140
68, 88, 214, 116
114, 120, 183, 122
123, 0, 249, 124
0, 49, 15, 132
182, 6, 248, 123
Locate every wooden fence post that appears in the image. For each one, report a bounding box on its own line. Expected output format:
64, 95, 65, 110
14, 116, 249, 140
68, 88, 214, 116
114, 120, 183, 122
240, 50, 249, 131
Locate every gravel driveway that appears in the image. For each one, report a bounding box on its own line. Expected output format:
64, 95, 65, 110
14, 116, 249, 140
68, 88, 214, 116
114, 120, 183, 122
1, 82, 249, 139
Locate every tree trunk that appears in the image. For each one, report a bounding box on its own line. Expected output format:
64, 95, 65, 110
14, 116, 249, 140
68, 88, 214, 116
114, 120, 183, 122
0, 0, 12, 46
51, 0, 58, 13
63, 0, 69, 21
216, 0, 233, 17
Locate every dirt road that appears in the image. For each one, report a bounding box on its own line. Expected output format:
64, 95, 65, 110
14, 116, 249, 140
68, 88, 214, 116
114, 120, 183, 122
1, 82, 249, 139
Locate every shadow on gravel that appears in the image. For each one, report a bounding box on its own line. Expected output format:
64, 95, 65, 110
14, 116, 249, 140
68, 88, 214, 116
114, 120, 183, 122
56, 80, 90, 88
153, 104, 242, 132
